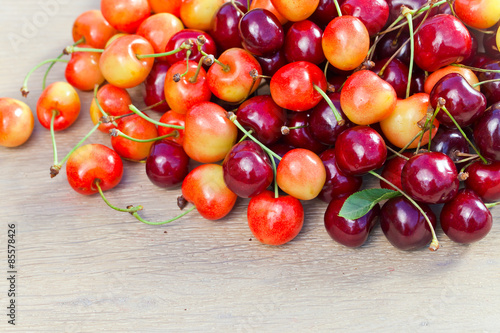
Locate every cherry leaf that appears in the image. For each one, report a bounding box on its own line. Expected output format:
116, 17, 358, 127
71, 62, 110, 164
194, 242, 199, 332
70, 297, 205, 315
338, 188, 401, 220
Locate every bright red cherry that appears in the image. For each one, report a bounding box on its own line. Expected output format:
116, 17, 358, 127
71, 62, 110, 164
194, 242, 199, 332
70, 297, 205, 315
465, 161, 500, 203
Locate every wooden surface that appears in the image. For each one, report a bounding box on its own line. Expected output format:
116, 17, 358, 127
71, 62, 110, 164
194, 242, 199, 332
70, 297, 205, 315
1, 2, 499, 332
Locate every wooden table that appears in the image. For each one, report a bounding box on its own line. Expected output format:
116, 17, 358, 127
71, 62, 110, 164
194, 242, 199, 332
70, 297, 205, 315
1, 1, 499, 331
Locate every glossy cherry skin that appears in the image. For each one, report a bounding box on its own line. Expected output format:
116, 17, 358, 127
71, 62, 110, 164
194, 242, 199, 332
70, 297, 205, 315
371, 58, 409, 99
465, 161, 500, 202
101, 0, 151, 34
454, 0, 500, 29
430, 127, 470, 168
65, 44, 105, 91
440, 189, 493, 244
36, 82, 80, 131
270, 0, 319, 22
283, 20, 325, 64
72, 10, 118, 49
309, 92, 351, 146
473, 102, 500, 162
158, 110, 186, 145
181, 164, 238, 220
310, 0, 340, 28
318, 149, 362, 203
282, 111, 328, 155
270, 61, 327, 112
111, 114, 159, 161
324, 197, 380, 248
478, 60, 500, 105
414, 14, 472, 72
236, 95, 287, 145
401, 152, 459, 204
386, 0, 438, 28
89, 84, 132, 133
66, 144, 123, 195
239, 8, 284, 56
0, 97, 34, 147
180, 0, 225, 31
376, 30, 411, 66
247, 190, 304, 246
380, 152, 412, 191
142, 61, 170, 112
222, 140, 273, 198
210, 1, 246, 51
334, 126, 387, 176
340, 0, 389, 36
149, 0, 182, 16
380, 197, 437, 251
165, 29, 218, 66
430, 73, 487, 128
146, 139, 189, 188
424, 65, 480, 94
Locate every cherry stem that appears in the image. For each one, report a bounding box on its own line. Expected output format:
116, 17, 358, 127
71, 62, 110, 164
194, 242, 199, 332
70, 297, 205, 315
268, 149, 279, 199
50, 110, 58, 166
332, 0, 342, 17
178, 50, 192, 78
94, 84, 117, 127
402, 7, 414, 99
388, 0, 446, 30
137, 43, 190, 59
132, 205, 196, 225
65, 46, 104, 54
189, 55, 206, 83
368, 170, 439, 251
128, 104, 185, 129
440, 103, 488, 164
110, 129, 178, 143
313, 84, 344, 125
238, 129, 254, 143
281, 125, 307, 135
140, 99, 168, 111
455, 155, 480, 164
473, 78, 500, 87
231, 0, 245, 15
452, 63, 500, 74
387, 146, 410, 160
485, 202, 500, 209
21, 58, 69, 97
200, 50, 230, 71
228, 113, 282, 161
43, 37, 84, 89
95, 180, 143, 213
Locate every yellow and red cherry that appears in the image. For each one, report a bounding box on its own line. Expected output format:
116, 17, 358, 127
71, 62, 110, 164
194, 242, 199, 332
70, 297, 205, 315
340, 0, 389, 36
90, 84, 132, 133
283, 20, 325, 64
145, 139, 190, 188
65, 143, 123, 195
239, 8, 284, 56
101, 0, 151, 34
270, 0, 319, 22
158, 110, 185, 145
183, 101, 237, 163
37, 81, 80, 131
165, 29, 218, 65
136, 13, 184, 59
143, 61, 171, 112
149, 0, 182, 16
206, 48, 262, 103
0, 97, 34, 148
65, 44, 105, 91
454, 0, 500, 30
465, 161, 500, 203
340, 70, 397, 125
250, 0, 288, 25
110, 114, 159, 161
180, 0, 225, 31
276, 148, 326, 200
99, 34, 155, 89
270, 61, 327, 112
334, 126, 387, 175
72, 9, 118, 48
424, 65, 480, 94
181, 164, 237, 220
210, 1, 246, 51
247, 190, 304, 246
322, 16, 370, 71
380, 93, 439, 149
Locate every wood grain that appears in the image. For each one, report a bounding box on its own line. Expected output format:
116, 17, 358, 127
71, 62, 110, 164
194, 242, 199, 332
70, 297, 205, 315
1, 1, 499, 332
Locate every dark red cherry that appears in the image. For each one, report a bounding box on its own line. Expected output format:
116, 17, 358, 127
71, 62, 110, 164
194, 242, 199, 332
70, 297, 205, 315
376, 30, 411, 66
440, 189, 492, 244
380, 196, 437, 251
309, 92, 351, 146
143, 60, 170, 112
255, 49, 288, 77
478, 60, 500, 105
324, 197, 379, 248
165, 29, 217, 65
236, 95, 287, 146
430, 126, 470, 169
473, 102, 500, 162
283, 20, 325, 65
318, 149, 362, 203
145, 140, 190, 188
239, 8, 284, 56
386, 0, 438, 28
372, 58, 409, 99
465, 161, 500, 203
282, 111, 329, 155
310, 0, 340, 28
430, 72, 487, 128
380, 152, 412, 190
401, 152, 459, 204
334, 126, 387, 175
482, 31, 500, 59
340, 0, 389, 36
210, 1, 246, 51
222, 140, 273, 198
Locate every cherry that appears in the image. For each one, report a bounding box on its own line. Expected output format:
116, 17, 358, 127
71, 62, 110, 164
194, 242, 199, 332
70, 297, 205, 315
255, 49, 288, 76
473, 102, 500, 162
210, 1, 246, 51
0, 98, 34, 147
283, 111, 329, 155
64, 43, 105, 91
430, 127, 470, 168
465, 161, 500, 203
89, 84, 132, 133
180, 0, 225, 31
222, 140, 273, 198
276, 148, 326, 200
137, 13, 184, 60
165, 29, 218, 66
401, 152, 459, 204
142, 61, 171, 112
247, 190, 304, 246
380, 197, 437, 251
101, 0, 151, 34
424, 65, 480, 94
149, 0, 182, 16
236, 95, 287, 146
334, 126, 387, 176
372, 58, 409, 99
324, 197, 379, 248
239, 8, 284, 56
36, 81, 80, 131
340, 0, 389, 36
440, 189, 493, 244
145, 139, 190, 188
310, 0, 340, 28
66, 143, 123, 195
110, 114, 159, 161
386, 0, 438, 29
158, 110, 186, 145
482, 30, 500, 59
72, 9, 118, 49
380, 153, 412, 192
283, 20, 325, 65
477, 60, 500, 105
318, 149, 363, 203
454, 0, 500, 29
270, 0, 319, 22
181, 163, 238, 220
375, 30, 411, 66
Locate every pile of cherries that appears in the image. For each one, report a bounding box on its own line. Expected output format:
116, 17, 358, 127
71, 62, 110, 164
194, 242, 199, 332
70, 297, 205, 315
2, 0, 500, 251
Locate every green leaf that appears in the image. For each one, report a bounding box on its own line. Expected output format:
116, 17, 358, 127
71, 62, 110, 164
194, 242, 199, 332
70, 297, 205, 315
338, 188, 402, 220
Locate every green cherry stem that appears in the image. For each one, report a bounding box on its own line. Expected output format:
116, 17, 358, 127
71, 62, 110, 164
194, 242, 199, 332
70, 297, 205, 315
93, 84, 117, 127
110, 129, 178, 143
313, 84, 344, 125
485, 202, 500, 209
451, 63, 500, 74
64, 46, 104, 54
368, 170, 439, 251
21, 58, 69, 97
473, 78, 500, 87
43, 37, 84, 89
387, 146, 410, 160
268, 149, 279, 199
332, 0, 342, 17
189, 55, 206, 83
95, 180, 144, 213
131, 205, 196, 225
238, 129, 254, 143
402, 7, 414, 99
128, 104, 185, 129
177, 50, 192, 79
140, 99, 168, 111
